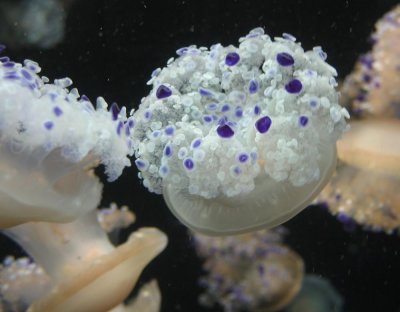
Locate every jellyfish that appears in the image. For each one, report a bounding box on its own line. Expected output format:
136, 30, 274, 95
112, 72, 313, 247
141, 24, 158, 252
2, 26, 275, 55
1, 204, 167, 311
340, 5, 400, 118
318, 119, 400, 233
286, 275, 343, 312
318, 5, 400, 233
193, 227, 304, 312
0, 0, 76, 49
0, 54, 134, 228
131, 28, 349, 235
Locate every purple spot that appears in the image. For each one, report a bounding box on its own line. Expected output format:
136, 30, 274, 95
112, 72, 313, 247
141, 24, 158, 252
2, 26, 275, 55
0, 56, 10, 63
233, 166, 241, 175
0, 44, 5, 54
116, 121, 123, 135
144, 110, 152, 120
299, 115, 308, 127
160, 165, 169, 175
135, 159, 147, 169
282, 33, 296, 41
176, 47, 188, 56
203, 115, 213, 123
217, 124, 234, 138
319, 50, 327, 60
191, 138, 202, 149
125, 125, 131, 136
49, 93, 57, 102
152, 130, 160, 138
362, 74, 371, 83
285, 79, 302, 94
53, 106, 63, 117
221, 104, 230, 112
255, 116, 272, 133
156, 85, 172, 99
206, 103, 218, 111
199, 88, 213, 97
3, 62, 15, 68
165, 126, 175, 135
359, 54, 373, 70
80, 94, 90, 102
151, 68, 161, 77
110, 102, 120, 121
21, 69, 32, 80
248, 79, 259, 94
43, 121, 54, 130
164, 145, 173, 157
356, 93, 367, 102
337, 212, 352, 224
128, 119, 135, 128
235, 107, 243, 118
4, 72, 19, 80
183, 158, 195, 170
254, 105, 261, 115
309, 100, 317, 107
276, 52, 294, 66
225, 52, 240, 66
337, 212, 357, 232
238, 153, 249, 163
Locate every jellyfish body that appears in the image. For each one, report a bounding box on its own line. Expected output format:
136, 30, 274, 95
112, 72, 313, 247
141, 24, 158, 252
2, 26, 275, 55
0, 57, 134, 227
286, 275, 343, 312
341, 5, 400, 118
2, 205, 167, 311
132, 28, 348, 235
193, 228, 304, 312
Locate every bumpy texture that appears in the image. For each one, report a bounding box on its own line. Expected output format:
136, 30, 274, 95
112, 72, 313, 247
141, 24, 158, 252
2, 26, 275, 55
0, 56, 134, 181
132, 28, 348, 197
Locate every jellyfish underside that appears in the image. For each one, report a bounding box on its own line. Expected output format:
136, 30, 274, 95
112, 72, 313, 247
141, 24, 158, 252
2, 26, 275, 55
163, 143, 336, 235
0, 144, 101, 228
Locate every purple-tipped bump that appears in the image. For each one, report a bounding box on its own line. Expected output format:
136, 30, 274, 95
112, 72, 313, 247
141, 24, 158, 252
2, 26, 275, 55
255, 116, 272, 133
285, 79, 302, 94
225, 52, 240, 66
276, 52, 294, 66
156, 85, 172, 99
217, 124, 234, 138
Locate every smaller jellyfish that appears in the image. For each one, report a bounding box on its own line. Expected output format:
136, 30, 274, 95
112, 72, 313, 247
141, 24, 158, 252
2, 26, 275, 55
1, 204, 167, 311
340, 5, 400, 118
286, 275, 343, 312
0, 256, 51, 312
0, 0, 75, 49
193, 227, 304, 312
0, 55, 134, 228
131, 28, 348, 235
318, 119, 400, 233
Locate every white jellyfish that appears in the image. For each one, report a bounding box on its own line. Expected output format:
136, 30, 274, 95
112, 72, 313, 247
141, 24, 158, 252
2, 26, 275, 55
1, 204, 167, 312
0, 53, 134, 228
131, 28, 349, 235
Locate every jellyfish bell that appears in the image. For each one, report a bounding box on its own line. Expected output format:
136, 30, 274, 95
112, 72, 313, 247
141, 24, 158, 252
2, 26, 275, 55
337, 119, 400, 176
319, 118, 400, 233
132, 28, 348, 235
163, 143, 336, 235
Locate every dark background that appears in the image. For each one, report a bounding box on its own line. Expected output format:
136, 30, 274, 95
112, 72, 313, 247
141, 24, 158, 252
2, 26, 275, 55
1, 0, 400, 311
